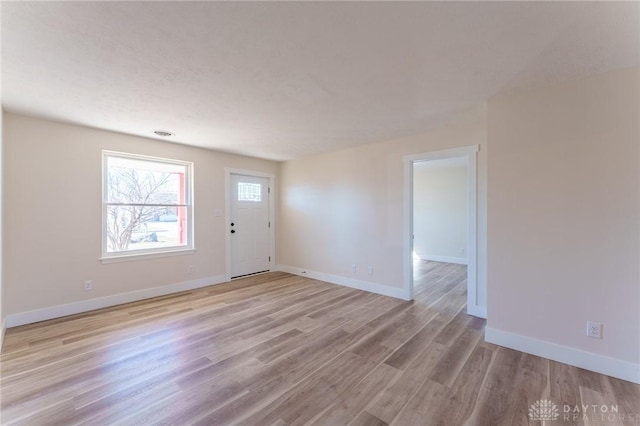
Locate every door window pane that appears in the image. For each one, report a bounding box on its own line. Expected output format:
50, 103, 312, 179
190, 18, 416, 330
238, 182, 261, 202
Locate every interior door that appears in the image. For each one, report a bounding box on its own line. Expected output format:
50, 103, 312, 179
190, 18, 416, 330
230, 174, 270, 278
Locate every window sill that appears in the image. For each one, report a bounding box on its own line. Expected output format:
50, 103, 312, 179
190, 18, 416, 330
100, 248, 196, 264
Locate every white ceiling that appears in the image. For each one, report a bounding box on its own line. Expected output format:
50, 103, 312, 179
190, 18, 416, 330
2, 2, 638, 161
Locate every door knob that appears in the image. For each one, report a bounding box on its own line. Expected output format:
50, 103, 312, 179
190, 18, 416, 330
230, 229, 236, 234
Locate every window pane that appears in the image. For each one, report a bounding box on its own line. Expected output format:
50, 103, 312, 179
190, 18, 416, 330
238, 182, 261, 202
106, 205, 188, 253
103, 152, 193, 258
107, 156, 186, 205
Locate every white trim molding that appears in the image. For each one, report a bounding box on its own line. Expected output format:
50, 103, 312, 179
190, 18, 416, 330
100, 248, 196, 264
5, 274, 227, 328
485, 327, 640, 384
403, 144, 484, 318
277, 265, 410, 300
0, 319, 6, 353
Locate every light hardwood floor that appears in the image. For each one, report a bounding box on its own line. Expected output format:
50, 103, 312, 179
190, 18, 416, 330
1, 261, 638, 425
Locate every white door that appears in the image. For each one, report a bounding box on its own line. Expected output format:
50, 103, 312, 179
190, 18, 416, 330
230, 174, 271, 278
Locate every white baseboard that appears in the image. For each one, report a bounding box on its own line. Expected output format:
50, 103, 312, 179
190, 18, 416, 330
466, 304, 487, 319
485, 327, 640, 384
5, 274, 228, 328
0, 318, 6, 353
419, 255, 468, 265
277, 264, 410, 300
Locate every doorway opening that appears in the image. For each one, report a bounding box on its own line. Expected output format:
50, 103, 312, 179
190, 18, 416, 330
413, 157, 468, 304
403, 145, 483, 318
225, 168, 275, 280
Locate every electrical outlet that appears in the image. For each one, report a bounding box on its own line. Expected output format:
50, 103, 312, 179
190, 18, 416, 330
367, 266, 374, 276
188, 265, 194, 275
459, 248, 465, 255
351, 264, 357, 273
586, 321, 602, 339
84, 280, 93, 291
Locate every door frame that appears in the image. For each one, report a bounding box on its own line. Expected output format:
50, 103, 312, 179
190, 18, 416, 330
402, 145, 484, 318
225, 168, 276, 281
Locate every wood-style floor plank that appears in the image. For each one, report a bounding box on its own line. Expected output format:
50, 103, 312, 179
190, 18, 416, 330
1, 261, 639, 425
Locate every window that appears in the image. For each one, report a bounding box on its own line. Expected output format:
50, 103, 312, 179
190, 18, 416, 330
238, 182, 262, 202
102, 151, 193, 259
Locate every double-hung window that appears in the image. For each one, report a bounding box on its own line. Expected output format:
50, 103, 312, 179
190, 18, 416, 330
102, 151, 194, 260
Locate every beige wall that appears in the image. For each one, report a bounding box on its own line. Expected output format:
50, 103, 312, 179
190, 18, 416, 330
1, 110, 5, 343
3, 113, 278, 316
278, 107, 487, 306
413, 160, 467, 263
487, 68, 640, 365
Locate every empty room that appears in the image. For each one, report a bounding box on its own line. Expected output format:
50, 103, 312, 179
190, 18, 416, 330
0, 2, 639, 425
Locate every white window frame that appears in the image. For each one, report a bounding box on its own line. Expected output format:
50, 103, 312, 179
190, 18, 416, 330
101, 150, 195, 263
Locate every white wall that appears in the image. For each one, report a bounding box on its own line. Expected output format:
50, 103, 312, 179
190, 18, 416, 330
278, 107, 487, 306
413, 159, 467, 264
486, 67, 640, 382
3, 113, 278, 322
